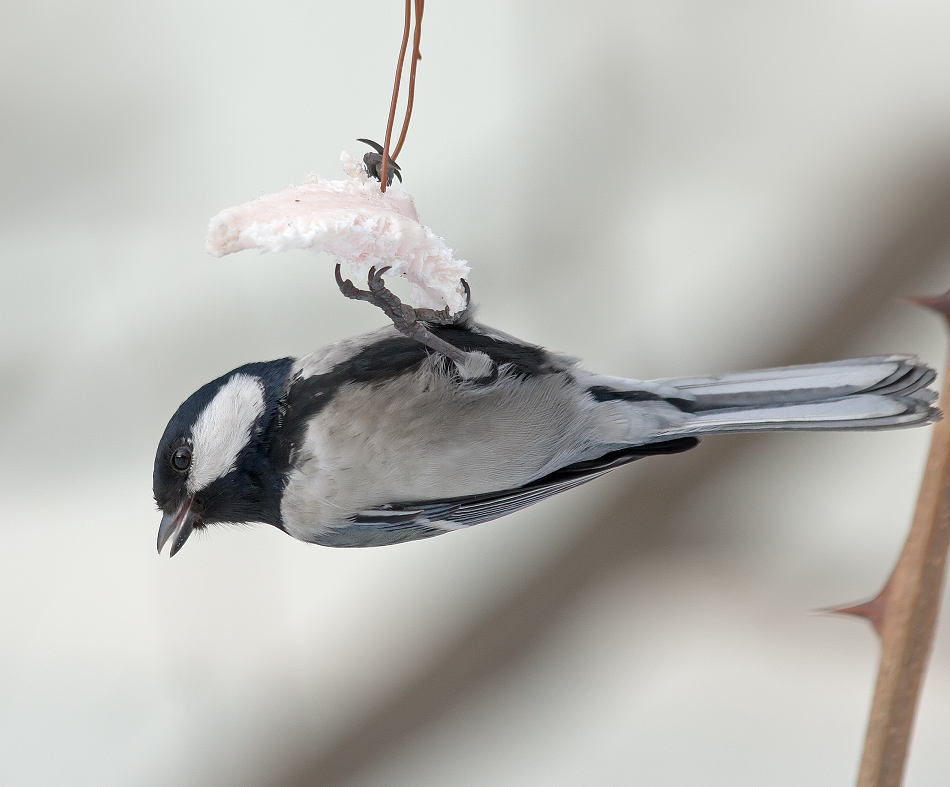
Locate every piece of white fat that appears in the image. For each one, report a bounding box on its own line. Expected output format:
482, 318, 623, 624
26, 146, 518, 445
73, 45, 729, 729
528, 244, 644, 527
205, 152, 470, 314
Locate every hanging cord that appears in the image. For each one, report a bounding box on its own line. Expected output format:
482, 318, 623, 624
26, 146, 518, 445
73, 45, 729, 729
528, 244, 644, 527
391, 0, 424, 161
379, 0, 424, 192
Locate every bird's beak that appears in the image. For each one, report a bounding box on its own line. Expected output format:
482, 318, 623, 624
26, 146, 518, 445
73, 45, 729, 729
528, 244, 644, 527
157, 498, 197, 557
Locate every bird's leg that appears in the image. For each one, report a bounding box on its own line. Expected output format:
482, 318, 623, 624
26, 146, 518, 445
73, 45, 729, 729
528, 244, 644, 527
334, 264, 479, 370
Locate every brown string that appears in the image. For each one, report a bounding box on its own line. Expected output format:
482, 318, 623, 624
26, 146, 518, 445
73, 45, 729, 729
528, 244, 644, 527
380, 0, 424, 192
392, 0, 424, 161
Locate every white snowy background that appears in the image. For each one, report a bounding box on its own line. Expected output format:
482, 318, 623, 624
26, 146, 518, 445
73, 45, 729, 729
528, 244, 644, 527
3, 2, 950, 785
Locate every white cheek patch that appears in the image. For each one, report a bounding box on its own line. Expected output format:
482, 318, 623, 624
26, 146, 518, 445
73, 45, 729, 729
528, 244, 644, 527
187, 373, 266, 494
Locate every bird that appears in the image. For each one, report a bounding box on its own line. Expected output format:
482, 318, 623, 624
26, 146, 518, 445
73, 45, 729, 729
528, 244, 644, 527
153, 269, 940, 557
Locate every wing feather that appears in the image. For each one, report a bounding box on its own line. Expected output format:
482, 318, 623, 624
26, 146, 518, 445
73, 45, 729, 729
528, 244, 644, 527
343, 437, 699, 534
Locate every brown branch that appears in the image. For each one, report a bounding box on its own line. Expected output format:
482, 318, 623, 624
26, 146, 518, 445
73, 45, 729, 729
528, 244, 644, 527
844, 292, 950, 787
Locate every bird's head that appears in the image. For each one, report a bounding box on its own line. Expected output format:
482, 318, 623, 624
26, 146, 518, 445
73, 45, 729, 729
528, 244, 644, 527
153, 359, 294, 556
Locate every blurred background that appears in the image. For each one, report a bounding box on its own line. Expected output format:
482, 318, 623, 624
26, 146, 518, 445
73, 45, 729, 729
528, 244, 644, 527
3, 1, 950, 785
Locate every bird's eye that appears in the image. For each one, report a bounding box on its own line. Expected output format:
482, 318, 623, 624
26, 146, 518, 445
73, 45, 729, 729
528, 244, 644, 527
171, 446, 192, 472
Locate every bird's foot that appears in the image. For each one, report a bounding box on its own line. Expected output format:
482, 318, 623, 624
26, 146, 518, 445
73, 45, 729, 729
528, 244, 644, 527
334, 264, 485, 374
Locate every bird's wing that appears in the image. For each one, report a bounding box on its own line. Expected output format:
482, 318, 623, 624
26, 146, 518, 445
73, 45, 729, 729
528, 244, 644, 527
332, 437, 698, 543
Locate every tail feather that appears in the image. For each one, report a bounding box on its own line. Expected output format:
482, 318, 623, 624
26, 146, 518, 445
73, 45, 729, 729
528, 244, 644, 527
649, 355, 939, 437
867, 363, 936, 399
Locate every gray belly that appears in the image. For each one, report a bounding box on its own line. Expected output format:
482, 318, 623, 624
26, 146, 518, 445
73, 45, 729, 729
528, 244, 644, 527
278, 364, 600, 541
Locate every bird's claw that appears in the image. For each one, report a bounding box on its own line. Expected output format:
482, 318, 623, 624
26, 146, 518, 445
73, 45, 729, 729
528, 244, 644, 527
334, 264, 483, 372
335, 264, 466, 331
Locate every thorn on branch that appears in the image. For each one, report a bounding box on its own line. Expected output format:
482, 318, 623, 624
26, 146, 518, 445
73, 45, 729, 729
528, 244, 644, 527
905, 289, 950, 325
822, 582, 891, 638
